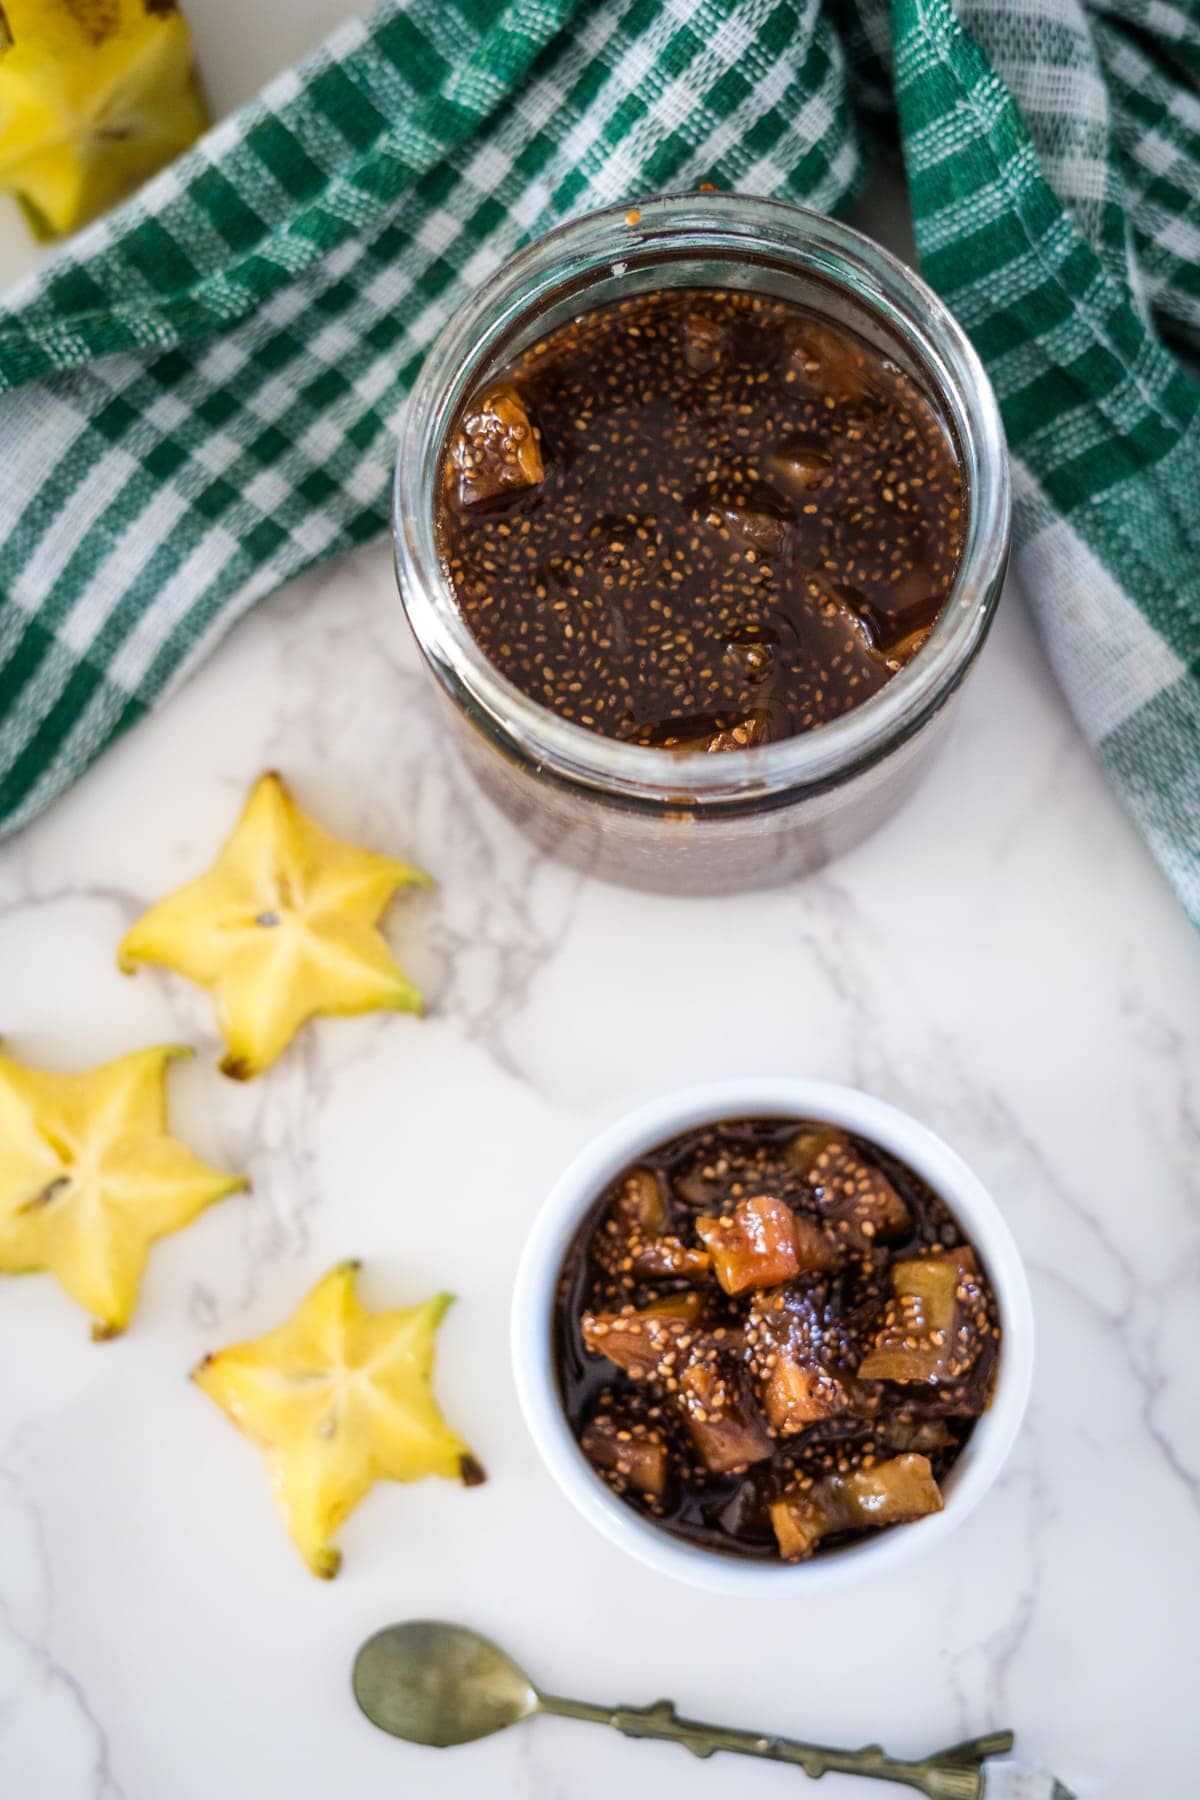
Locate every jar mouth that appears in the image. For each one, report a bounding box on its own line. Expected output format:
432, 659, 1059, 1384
394, 191, 1010, 810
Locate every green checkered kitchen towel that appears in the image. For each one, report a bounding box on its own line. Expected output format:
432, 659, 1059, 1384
0, 0, 1196, 919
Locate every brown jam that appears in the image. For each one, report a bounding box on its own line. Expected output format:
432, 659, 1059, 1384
553, 1117, 1000, 1563
437, 289, 965, 752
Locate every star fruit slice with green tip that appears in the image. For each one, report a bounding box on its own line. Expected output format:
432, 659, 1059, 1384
119, 772, 431, 1079
193, 1261, 484, 1578
0, 1043, 247, 1338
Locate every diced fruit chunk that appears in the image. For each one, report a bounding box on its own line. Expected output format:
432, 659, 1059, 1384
883, 622, 932, 671
630, 1237, 711, 1280
581, 1414, 670, 1502
725, 631, 776, 686
671, 1154, 731, 1209
788, 1129, 911, 1249
768, 1493, 821, 1561
834, 1452, 943, 1526
653, 1292, 706, 1322
819, 585, 879, 654
604, 1166, 710, 1280
769, 1454, 943, 1561
682, 311, 727, 374
654, 712, 769, 754
449, 384, 543, 509
784, 320, 874, 401
582, 1295, 703, 1381
858, 1249, 985, 1386
705, 715, 769, 753
787, 1126, 846, 1174
615, 1167, 668, 1236
697, 1195, 803, 1295
791, 1216, 841, 1274
877, 1414, 955, 1455
762, 1361, 844, 1435
768, 436, 831, 495
702, 481, 790, 556
748, 1284, 847, 1433
677, 1352, 773, 1474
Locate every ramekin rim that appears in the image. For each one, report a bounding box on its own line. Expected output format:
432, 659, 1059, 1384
511, 1076, 1034, 1596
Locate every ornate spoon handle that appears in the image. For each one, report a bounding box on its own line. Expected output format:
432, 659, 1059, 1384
538, 1694, 1014, 1799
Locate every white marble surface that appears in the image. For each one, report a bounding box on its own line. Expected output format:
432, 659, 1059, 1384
2, 11, 1200, 1798
1, 530, 1199, 1800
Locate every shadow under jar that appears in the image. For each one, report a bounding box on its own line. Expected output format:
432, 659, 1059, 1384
394, 193, 1010, 894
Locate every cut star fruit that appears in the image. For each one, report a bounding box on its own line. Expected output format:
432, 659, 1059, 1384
0, 1043, 245, 1338
696, 1194, 823, 1295
448, 383, 543, 510
607, 1168, 710, 1282
768, 1452, 943, 1560
788, 1127, 911, 1251
784, 319, 875, 402
677, 1348, 772, 1474
0, 0, 209, 240
630, 1235, 710, 1281
581, 1292, 704, 1381
681, 309, 727, 374
193, 1261, 483, 1579
581, 1412, 669, 1504
858, 1248, 987, 1386
119, 772, 431, 1080
747, 1282, 847, 1434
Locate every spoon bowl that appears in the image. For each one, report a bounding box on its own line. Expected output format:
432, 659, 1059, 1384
353, 1620, 539, 1747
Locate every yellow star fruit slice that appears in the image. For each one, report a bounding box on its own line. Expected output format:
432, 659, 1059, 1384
119, 772, 431, 1080
0, 1043, 246, 1338
193, 1261, 484, 1578
0, 0, 209, 240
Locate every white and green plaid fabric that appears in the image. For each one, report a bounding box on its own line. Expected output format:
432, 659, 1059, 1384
0, 0, 1196, 919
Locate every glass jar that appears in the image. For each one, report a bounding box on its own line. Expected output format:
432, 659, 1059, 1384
393, 192, 1009, 894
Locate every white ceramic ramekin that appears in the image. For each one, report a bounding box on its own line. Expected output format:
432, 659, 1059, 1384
512, 1077, 1034, 1596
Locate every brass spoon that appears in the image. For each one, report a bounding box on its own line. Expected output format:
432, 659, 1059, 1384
352, 1619, 1038, 1799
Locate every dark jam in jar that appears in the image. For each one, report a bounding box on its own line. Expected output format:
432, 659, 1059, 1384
553, 1118, 1000, 1562
437, 290, 965, 752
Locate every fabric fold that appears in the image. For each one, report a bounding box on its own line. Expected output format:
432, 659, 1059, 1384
0, 0, 1195, 924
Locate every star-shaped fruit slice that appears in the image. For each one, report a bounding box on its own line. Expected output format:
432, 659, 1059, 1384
0, 0, 209, 241
119, 772, 431, 1080
0, 1044, 246, 1339
193, 1261, 484, 1577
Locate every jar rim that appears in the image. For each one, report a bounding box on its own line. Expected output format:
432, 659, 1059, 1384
393, 191, 1010, 810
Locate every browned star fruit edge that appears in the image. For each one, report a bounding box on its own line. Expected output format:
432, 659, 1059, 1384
554, 1116, 1001, 1563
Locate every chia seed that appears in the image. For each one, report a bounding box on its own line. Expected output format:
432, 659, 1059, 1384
437, 289, 965, 752
554, 1116, 1000, 1562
